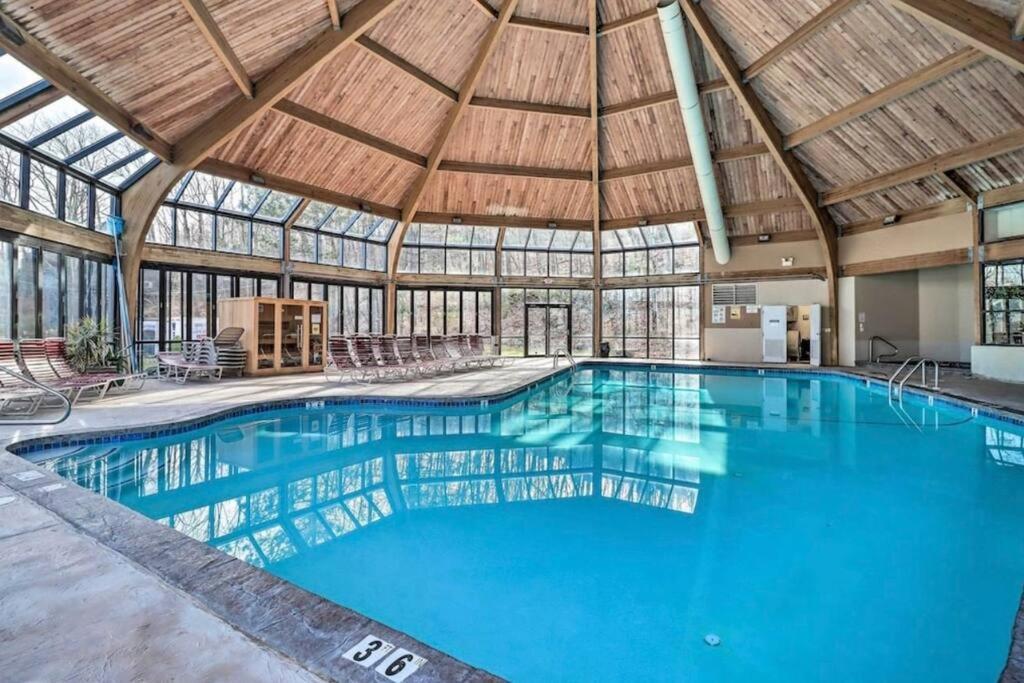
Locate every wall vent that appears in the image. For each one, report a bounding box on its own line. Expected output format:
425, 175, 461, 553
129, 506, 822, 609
711, 283, 757, 306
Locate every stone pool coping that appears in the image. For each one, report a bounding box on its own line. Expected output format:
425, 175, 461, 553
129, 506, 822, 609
3, 359, 1023, 681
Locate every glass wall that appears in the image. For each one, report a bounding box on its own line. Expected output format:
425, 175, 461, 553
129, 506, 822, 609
501, 228, 593, 278
500, 288, 593, 357
601, 223, 699, 278
983, 259, 1023, 345
0, 53, 152, 231
399, 224, 498, 276
395, 288, 493, 337
0, 233, 115, 339
148, 171, 299, 258
136, 265, 278, 362
602, 286, 700, 359
291, 201, 393, 272
291, 279, 384, 336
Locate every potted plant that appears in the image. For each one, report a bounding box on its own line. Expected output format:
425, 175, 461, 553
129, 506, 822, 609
64, 318, 125, 373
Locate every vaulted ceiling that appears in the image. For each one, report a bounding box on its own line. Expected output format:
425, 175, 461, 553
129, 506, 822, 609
4, 0, 1024, 237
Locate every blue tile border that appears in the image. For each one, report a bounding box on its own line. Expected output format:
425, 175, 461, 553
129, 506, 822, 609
6, 361, 1024, 459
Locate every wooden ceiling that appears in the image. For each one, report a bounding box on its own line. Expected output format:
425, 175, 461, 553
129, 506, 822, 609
4, 0, 1024, 236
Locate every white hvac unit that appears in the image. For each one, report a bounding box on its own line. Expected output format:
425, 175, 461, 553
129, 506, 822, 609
761, 305, 788, 363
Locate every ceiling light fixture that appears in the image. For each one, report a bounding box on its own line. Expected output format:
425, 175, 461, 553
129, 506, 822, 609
249, 173, 265, 185
882, 215, 899, 226
758, 234, 771, 242
547, 221, 557, 229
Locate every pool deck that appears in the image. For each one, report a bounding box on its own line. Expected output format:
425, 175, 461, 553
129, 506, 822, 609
1, 358, 1023, 682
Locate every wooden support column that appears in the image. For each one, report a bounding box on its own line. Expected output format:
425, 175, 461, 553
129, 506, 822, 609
682, 0, 841, 364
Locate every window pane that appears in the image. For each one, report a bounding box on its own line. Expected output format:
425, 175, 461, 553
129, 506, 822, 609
29, 162, 59, 216
0, 54, 43, 100
41, 250, 60, 337
3, 96, 86, 142
65, 256, 80, 327
290, 230, 316, 262
65, 176, 90, 226
94, 189, 114, 233
253, 223, 281, 258
0, 145, 21, 204
149, 206, 175, 245
179, 173, 230, 207
446, 249, 470, 275
16, 246, 38, 338
218, 217, 250, 254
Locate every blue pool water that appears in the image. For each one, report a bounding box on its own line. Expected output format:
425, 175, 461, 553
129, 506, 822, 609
34, 366, 1024, 681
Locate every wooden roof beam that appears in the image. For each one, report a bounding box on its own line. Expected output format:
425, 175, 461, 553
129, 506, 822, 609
415, 212, 592, 230
326, 0, 341, 29
178, 0, 253, 98
785, 48, 983, 148
0, 83, 62, 129
682, 0, 839, 362
438, 161, 591, 181
838, 198, 969, 236
356, 36, 458, 100
822, 128, 1024, 205
599, 197, 806, 230
0, 10, 173, 160
744, 0, 859, 80
598, 8, 657, 36
199, 158, 402, 218
601, 143, 770, 181
273, 99, 427, 167
510, 16, 588, 36
172, 0, 402, 168
940, 170, 979, 206
598, 79, 729, 117
469, 96, 590, 118
887, 0, 1024, 72
387, 0, 521, 274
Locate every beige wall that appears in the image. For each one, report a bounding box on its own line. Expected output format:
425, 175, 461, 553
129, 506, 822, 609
704, 240, 825, 273
838, 210, 973, 265
703, 278, 828, 363
918, 264, 974, 364
852, 271, 920, 363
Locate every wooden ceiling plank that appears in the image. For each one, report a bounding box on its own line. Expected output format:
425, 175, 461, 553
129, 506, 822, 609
469, 96, 590, 117
469, 0, 499, 20
597, 8, 657, 36
172, 0, 403, 168
437, 160, 591, 181
887, 0, 1024, 72
0, 10, 173, 160
599, 198, 805, 230
326, 0, 341, 29
785, 48, 984, 148
273, 99, 427, 167
599, 79, 729, 117
681, 0, 839, 354
356, 35, 458, 101
387, 0, 521, 273
510, 16, 588, 35
178, 0, 253, 98
744, 0, 860, 80
822, 128, 1024, 205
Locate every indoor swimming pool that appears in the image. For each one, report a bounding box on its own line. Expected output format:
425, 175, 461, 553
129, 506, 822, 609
28, 366, 1024, 681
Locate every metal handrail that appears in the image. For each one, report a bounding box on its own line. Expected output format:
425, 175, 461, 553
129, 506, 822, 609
898, 358, 939, 397
869, 335, 900, 363
887, 356, 920, 399
0, 365, 72, 426
553, 349, 577, 370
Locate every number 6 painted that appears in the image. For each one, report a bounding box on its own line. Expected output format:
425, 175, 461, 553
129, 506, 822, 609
385, 654, 413, 675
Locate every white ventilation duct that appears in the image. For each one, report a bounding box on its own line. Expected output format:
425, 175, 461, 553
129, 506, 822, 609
657, 0, 731, 264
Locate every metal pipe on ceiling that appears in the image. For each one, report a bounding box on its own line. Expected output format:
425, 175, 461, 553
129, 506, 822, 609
657, 0, 731, 264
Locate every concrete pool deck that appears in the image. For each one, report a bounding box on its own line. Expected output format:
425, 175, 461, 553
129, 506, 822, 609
2, 358, 1023, 681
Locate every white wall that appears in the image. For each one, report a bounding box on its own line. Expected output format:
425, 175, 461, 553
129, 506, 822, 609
972, 346, 1024, 383
918, 264, 974, 364
838, 277, 857, 367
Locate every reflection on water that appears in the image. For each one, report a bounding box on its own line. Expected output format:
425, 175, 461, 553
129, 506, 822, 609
37, 367, 1024, 682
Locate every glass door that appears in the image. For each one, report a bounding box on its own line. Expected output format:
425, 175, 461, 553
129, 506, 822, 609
525, 304, 572, 356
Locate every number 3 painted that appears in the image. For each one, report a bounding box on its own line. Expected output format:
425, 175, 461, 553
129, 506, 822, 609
385, 654, 413, 676
353, 640, 382, 662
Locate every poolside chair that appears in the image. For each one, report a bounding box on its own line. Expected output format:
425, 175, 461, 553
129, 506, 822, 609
437, 335, 484, 371
18, 339, 110, 403
396, 336, 443, 377
377, 335, 416, 379
210, 327, 247, 377
413, 335, 456, 374
469, 335, 510, 367
460, 334, 500, 368
157, 339, 223, 383
0, 341, 47, 416
348, 336, 387, 383
43, 338, 146, 395
324, 337, 369, 383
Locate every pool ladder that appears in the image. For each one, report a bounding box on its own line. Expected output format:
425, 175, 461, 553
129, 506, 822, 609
0, 365, 72, 426
887, 357, 940, 401
553, 349, 577, 370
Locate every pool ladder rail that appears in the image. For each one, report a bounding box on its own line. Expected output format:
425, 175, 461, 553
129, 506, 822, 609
869, 335, 900, 363
0, 364, 72, 426
553, 349, 577, 370
887, 356, 940, 401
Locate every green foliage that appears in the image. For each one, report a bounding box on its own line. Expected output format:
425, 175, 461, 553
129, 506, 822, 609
64, 318, 124, 372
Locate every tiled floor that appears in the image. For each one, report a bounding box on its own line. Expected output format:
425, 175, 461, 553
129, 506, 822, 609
1, 358, 1022, 682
